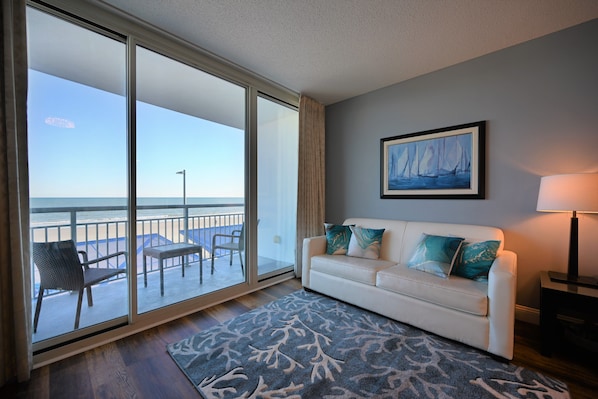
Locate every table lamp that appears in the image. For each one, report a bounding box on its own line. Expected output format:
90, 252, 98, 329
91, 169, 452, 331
536, 173, 598, 287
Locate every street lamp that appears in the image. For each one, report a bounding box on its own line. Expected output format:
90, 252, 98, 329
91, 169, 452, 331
176, 169, 189, 265
176, 169, 186, 205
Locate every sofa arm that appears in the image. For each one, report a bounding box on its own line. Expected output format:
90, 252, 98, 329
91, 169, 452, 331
302, 235, 327, 288
487, 249, 517, 359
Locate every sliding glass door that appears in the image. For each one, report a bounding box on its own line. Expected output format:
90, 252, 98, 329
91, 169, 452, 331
27, 7, 128, 344
26, 1, 298, 356
135, 46, 246, 313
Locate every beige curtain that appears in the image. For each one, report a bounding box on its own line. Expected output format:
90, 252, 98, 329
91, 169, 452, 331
295, 95, 325, 276
0, 0, 32, 385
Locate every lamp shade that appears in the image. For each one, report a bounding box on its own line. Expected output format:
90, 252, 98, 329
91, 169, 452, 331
537, 173, 598, 213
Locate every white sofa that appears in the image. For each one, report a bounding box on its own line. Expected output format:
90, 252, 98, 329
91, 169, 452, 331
302, 218, 517, 360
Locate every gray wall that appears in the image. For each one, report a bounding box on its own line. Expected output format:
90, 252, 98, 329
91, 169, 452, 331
325, 19, 598, 311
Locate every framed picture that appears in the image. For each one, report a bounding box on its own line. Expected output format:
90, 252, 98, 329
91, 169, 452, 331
381, 121, 486, 199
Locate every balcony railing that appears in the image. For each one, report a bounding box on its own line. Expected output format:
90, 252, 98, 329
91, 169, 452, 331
30, 202, 244, 299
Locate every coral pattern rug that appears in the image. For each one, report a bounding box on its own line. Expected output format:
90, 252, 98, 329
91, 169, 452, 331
167, 290, 569, 398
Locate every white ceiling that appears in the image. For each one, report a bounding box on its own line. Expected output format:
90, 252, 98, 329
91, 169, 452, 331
95, 0, 598, 105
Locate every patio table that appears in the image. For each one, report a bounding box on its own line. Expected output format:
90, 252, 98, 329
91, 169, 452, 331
143, 243, 203, 296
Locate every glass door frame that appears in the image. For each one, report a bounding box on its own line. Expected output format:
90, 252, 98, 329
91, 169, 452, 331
30, 0, 299, 366
28, 3, 130, 352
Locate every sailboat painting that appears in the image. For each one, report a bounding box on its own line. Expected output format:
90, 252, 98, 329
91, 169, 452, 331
381, 121, 485, 199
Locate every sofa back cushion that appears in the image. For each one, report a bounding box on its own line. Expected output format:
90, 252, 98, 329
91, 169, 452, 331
343, 218, 505, 265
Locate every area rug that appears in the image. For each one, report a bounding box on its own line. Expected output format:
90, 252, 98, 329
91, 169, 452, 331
167, 290, 569, 398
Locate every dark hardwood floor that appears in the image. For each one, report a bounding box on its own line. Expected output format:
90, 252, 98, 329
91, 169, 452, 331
3, 278, 597, 398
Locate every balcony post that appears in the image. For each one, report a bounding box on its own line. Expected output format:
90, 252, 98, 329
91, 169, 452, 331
183, 206, 189, 266
70, 210, 77, 242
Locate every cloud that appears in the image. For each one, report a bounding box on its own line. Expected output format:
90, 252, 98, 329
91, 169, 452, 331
45, 117, 75, 128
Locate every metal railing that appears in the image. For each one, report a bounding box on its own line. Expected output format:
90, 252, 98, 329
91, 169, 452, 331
30, 203, 244, 298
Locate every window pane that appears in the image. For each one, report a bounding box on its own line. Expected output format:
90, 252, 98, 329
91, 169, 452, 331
257, 97, 299, 279
27, 7, 128, 344
136, 47, 246, 313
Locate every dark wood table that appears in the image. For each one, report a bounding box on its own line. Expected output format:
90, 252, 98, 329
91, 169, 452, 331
540, 271, 598, 356
143, 243, 203, 296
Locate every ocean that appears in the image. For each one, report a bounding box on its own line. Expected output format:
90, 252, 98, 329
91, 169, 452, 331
30, 197, 244, 226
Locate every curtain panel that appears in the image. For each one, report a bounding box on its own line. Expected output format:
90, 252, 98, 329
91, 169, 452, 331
295, 95, 325, 277
0, 0, 32, 385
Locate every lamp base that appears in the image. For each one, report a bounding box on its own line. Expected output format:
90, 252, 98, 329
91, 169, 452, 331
549, 271, 598, 288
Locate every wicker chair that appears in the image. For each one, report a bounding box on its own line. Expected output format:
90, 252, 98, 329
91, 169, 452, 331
32, 240, 126, 332
210, 223, 245, 276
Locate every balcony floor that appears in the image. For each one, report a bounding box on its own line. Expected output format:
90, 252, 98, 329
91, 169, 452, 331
32, 255, 290, 343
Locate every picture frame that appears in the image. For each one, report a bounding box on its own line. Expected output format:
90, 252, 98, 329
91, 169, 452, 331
380, 121, 486, 199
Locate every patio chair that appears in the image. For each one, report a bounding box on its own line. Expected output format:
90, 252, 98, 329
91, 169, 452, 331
211, 223, 245, 276
32, 240, 126, 332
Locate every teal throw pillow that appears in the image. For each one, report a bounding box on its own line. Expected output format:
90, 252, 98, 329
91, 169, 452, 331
452, 240, 501, 282
324, 223, 353, 255
347, 226, 385, 259
408, 234, 464, 278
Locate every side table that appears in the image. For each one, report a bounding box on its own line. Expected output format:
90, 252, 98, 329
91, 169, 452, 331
143, 243, 203, 296
539, 271, 598, 356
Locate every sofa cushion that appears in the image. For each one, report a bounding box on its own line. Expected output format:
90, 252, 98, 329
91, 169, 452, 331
347, 226, 385, 259
452, 240, 501, 282
377, 264, 488, 316
311, 254, 396, 285
407, 234, 464, 278
324, 223, 353, 255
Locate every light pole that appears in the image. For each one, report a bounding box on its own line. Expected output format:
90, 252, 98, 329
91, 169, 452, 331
176, 169, 186, 205
176, 169, 189, 266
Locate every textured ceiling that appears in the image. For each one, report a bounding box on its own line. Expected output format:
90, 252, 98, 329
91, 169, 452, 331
96, 0, 598, 105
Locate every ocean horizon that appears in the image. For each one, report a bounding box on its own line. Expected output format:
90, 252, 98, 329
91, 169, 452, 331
30, 197, 244, 226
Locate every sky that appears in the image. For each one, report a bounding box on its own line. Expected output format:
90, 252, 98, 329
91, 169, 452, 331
27, 70, 245, 199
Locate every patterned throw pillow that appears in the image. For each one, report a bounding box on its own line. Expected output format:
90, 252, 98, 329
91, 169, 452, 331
324, 223, 353, 255
407, 234, 464, 278
452, 240, 501, 282
347, 226, 385, 259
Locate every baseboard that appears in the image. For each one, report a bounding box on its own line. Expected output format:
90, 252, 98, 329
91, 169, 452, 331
515, 305, 539, 325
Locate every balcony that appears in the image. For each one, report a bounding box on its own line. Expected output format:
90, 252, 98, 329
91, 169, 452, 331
30, 202, 264, 343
